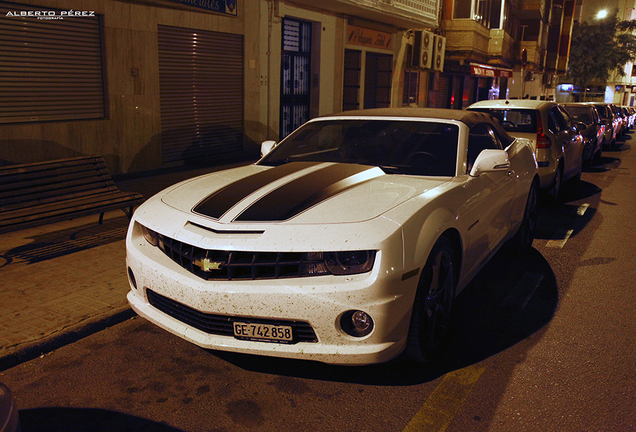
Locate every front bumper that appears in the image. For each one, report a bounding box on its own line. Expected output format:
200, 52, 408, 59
126, 220, 417, 365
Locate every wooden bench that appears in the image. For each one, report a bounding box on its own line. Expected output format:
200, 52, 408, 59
0, 155, 144, 233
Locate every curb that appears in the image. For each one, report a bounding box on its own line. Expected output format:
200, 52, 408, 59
0, 306, 136, 372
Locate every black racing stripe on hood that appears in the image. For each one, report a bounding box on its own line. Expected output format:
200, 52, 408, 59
235, 163, 380, 222
193, 161, 321, 219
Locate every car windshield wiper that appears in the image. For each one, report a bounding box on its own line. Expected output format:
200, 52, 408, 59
259, 158, 291, 166
378, 165, 403, 174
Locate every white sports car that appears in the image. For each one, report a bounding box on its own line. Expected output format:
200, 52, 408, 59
126, 108, 538, 365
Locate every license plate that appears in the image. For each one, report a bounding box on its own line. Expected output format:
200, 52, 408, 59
233, 322, 293, 342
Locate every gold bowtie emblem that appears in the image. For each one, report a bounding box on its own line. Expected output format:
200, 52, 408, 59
193, 257, 223, 271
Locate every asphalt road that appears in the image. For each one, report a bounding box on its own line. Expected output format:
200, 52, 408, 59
1, 136, 635, 432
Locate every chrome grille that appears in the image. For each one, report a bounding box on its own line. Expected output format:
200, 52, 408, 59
146, 289, 318, 343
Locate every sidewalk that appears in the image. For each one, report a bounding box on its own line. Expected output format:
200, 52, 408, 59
0, 160, 252, 371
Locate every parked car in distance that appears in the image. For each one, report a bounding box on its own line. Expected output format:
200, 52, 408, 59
468, 100, 584, 200
562, 102, 603, 164
592, 103, 617, 149
126, 108, 539, 365
609, 104, 625, 137
0, 381, 20, 432
621, 106, 635, 131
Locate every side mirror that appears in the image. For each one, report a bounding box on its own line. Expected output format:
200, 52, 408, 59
260, 140, 277, 157
576, 122, 587, 131
470, 149, 510, 177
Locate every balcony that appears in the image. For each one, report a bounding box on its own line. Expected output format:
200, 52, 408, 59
489, 29, 515, 66
517, 0, 545, 19
443, 19, 491, 64
519, 39, 544, 69
287, 0, 440, 28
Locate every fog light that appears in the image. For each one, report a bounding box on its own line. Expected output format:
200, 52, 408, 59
341, 310, 374, 337
352, 311, 371, 332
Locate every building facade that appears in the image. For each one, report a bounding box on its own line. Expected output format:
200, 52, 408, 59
559, 0, 636, 105
440, 0, 576, 107
0, 0, 441, 174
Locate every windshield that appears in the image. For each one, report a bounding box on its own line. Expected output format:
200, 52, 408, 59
594, 104, 611, 118
259, 119, 459, 176
470, 108, 537, 133
564, 106, 592, 124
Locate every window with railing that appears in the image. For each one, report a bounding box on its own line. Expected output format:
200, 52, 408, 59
452, 0, 515, 34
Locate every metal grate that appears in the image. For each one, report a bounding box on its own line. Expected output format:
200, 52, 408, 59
343, 49, 362, 111
364, 52, 393, 109
158, 25, 244, 164
280, 18, 311, 139
146, 289, 318, 343
0, 1, 106, 124
155, 233, 325, 281
390, 0, 439, 17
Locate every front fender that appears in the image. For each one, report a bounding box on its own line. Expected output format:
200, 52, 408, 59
384, 182, 468, 279
507, 137, 538, 227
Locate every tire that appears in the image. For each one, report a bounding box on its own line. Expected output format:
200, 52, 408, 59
549, 163, 562, 202
574, 159, 582, 182
404, 236, 455, 362
593, 144, 602, 165
507, 180, 538, 251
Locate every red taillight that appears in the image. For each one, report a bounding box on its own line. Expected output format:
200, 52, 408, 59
536, 114, 552, 148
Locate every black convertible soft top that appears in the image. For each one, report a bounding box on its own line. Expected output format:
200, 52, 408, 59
331, 107, 515, 148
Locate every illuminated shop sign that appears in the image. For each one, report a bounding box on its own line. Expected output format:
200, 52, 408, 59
347, 25, 393, 50
165, 0, 237, 16
470, 63, 512, 78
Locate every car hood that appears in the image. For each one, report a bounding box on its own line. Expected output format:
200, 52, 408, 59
161, 161, 450, 224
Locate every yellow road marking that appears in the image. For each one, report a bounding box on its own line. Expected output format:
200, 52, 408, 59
546, 203, 590, 248
403, 364, 486, 432
501, 272, 544, 310
546, 228, 574, 248
576, 203, 590, 216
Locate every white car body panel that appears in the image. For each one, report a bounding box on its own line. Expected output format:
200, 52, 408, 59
126, 110, 538, 365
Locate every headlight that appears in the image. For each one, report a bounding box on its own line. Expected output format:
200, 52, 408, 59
325, 251, 375, 275
300, 251, 376, 276
139, 224, 158, 247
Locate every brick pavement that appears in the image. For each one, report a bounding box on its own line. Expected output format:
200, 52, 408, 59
0, 160, 253, 371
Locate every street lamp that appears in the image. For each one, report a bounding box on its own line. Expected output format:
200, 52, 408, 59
596, 9, 608, 19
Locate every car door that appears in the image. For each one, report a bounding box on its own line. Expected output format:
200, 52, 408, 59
462, 123, 515, 274
559, 106, 584, 178
549, 106, 580, 180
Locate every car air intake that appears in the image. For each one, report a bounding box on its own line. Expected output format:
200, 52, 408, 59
146, 289, 318, 343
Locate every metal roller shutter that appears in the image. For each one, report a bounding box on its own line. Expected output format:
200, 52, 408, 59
0, 1, 106, 124
158, 25, 244, 165
433, 73, 450, 108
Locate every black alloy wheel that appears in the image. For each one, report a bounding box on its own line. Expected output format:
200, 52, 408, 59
550, 163, 562, 202
405, 236, 455, 362
508, 180, 538, 251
